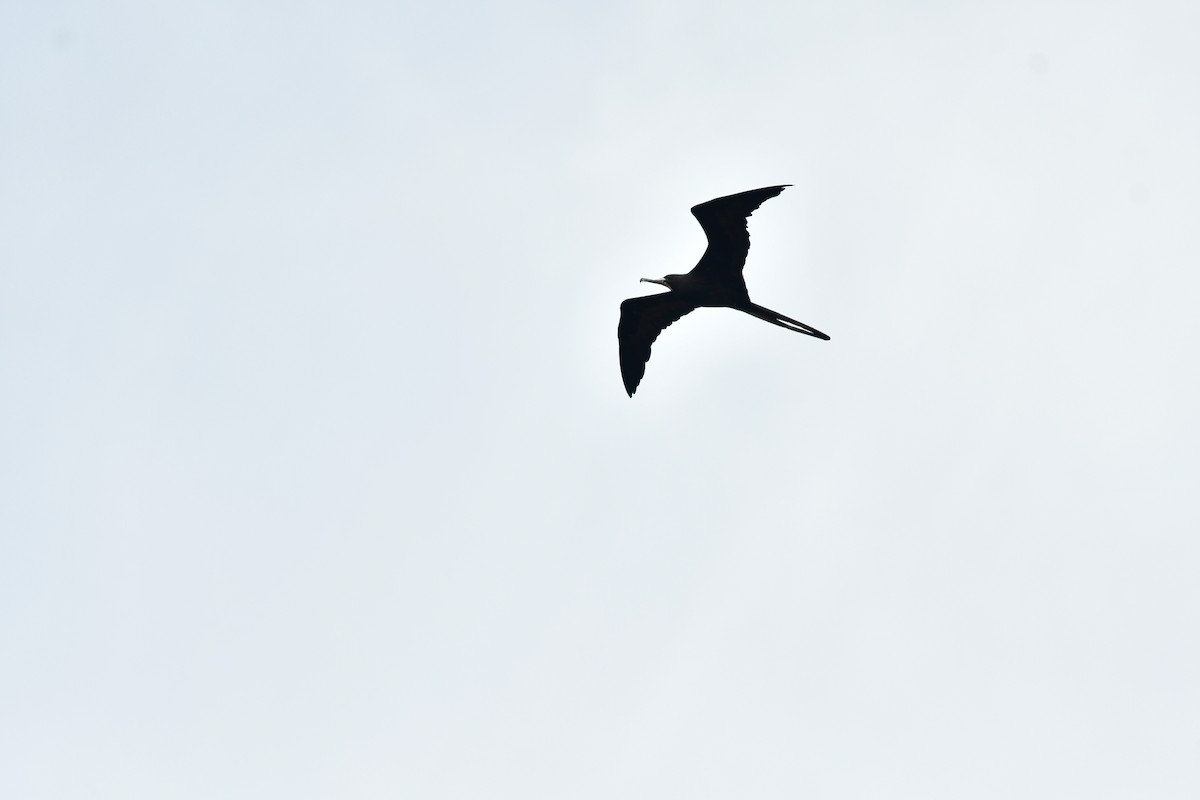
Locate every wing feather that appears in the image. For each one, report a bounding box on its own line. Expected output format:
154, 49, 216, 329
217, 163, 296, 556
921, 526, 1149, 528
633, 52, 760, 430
617, 293, 699, 396
690, 185, 789, 278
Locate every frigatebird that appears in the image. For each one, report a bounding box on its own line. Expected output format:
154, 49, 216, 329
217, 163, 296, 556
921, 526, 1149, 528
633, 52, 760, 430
618, 185, 830, 396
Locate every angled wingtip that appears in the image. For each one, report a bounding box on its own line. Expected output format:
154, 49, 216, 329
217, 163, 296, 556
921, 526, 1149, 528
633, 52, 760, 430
622, 363, 642, 396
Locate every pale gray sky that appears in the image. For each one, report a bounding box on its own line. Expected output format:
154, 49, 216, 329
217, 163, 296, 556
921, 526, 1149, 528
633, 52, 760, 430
3, 1, 1199, 797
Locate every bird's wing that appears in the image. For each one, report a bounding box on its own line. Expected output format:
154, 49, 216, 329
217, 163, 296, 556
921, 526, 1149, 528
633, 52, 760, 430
690, 185, 790, 277
618, 293, 699, 396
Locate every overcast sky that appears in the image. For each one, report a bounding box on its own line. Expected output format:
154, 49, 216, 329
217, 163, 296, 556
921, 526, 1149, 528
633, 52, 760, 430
3, 1, 1200, 797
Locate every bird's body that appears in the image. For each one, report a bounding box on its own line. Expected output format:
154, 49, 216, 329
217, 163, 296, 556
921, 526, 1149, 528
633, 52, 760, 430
618, 185, 829, 396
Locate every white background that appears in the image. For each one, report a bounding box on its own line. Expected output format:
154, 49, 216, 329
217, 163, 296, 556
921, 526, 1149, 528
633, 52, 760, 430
3, 1, 1199, 797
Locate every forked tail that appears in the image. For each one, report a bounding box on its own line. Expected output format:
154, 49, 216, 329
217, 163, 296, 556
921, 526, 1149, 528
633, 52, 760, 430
736, 302, 831, 340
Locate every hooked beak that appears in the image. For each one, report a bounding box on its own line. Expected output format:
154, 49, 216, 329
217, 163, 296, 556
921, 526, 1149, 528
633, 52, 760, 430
640, 278, 669, 287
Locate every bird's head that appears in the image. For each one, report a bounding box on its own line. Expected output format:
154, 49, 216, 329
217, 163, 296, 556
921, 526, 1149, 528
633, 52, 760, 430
639, 275, 681, 290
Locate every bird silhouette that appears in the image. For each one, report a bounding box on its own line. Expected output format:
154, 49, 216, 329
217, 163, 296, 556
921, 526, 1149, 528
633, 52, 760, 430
618, 185, 829, 396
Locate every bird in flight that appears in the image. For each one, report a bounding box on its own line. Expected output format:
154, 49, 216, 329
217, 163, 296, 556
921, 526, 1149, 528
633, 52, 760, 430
618, 185, 830, 396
